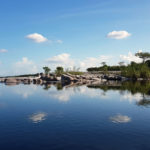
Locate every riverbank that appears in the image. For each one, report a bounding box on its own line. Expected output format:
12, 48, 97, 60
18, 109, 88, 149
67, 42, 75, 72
0, 72, 128, 86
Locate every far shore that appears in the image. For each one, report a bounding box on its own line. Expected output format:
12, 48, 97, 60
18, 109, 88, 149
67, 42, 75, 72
0, 71, 150, 87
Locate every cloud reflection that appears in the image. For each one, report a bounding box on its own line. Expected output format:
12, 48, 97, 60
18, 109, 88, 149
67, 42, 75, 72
121, 92, 142, 103
48, 86, 108, 102
109, 114, 131, 123
29, 112, 47, 123
13, 84, 37, 98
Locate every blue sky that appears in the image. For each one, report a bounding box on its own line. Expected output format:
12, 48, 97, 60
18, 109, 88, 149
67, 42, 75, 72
0, 0, 150, 75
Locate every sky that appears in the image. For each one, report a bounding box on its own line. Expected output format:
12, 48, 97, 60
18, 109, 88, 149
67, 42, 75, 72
0, 0, 150, 75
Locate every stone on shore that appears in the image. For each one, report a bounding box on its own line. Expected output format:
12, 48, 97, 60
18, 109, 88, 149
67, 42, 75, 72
5, 78, 19, 83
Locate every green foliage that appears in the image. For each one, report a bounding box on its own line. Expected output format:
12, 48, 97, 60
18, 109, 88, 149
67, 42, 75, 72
121, 63, 150, 79
87, 52, 150, 79
135, 52, 150, 63
88, 81, 150, 107
67, 71, 83, 75
118, 61, 125, 66
65, 66, 83, 75
55, 66, 64, 76
43, 66, 51, 74
101, 62, 106, 66
87, 65, 124, 72
88, 81, 150, 96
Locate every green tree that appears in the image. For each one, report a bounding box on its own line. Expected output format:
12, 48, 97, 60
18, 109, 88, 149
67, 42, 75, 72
135, 52, 150, 63
101, 62, 106, 66
55, 66, 64, 76
43, 66, 51, 75
118, 61, 125, 66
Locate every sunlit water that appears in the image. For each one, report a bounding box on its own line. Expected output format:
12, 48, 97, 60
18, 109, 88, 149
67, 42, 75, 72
0, 83, 150, 150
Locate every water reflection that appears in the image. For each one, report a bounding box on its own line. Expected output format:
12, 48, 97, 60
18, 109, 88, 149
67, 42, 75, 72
121, 92, 142, 103
109, 114, 131, 123
136, 98, 150, 107
29, 112, 47, 123
1, 81, 150, 149
88, 81, 150, 107
1, 81, 150, 106
13, 84, 37, 98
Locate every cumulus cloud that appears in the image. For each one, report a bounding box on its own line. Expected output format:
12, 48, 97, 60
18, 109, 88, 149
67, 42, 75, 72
121, 92, 142, 103
120, 52, 142, 63
26, 33, 48, 43
45, 50, 145, 71
14, 57, 38, 75
49, 88, 74, 102
107, 30, 131, 39
109, 114, 131, 123
46, 53, 75, 69
29, 112, 47, 123
13, 84, 37, 98
26, 33, 63, 44
79, 55, 112, 70
46, 53, 113, 71
0, 49, 8, 53
48, 85, 109, 102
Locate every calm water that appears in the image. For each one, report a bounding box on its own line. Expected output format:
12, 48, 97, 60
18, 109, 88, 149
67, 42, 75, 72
0, 82, 150, 150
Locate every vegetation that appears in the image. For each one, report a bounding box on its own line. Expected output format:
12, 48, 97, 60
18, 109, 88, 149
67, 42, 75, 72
1, 73, 39, 78
65, 66, 83, 75
55, 66, 64, 76
87, 65, 125, 72
121, 62, 150, 79
88, 81, 150, 107
135, 52, 150, 63
43, 66, 51, 75
87, 52, 150, 79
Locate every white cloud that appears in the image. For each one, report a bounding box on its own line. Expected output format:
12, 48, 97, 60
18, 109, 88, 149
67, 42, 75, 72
0, 49, 8, 53
29, 112, 47, 123
56, 40, 63, 44
120, 51, 142, 63
46, 53, 75, 69
79, 55, 112, 70
46, 53, 113, 71
14, 57, 38, 75
26, 33, 63, 44
26, 33, 48, 43
107, 30, 131, 39
109, 114, 131, 123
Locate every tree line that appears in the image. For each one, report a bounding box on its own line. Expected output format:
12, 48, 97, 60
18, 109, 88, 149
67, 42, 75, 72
87, 52, 150, 79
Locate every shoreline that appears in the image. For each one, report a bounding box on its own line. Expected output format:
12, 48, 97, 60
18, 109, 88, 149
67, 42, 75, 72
0, 72, 149, 86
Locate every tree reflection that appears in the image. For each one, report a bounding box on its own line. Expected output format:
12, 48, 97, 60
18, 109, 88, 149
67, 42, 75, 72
56, 82, 63, 90
43, 84, 51, 90
136, 93, 150, 107
88, 81, 150, 96
88, 81, 150, 107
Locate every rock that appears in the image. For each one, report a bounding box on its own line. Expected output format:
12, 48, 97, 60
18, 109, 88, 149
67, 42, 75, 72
33, 79, 37, 84
92, 78, 101, 81
5, 78, 20, 86
61, 74, 75, 83
5, 82, 19, 86
5, 78, 18, 83
101, 79, 107, 82
0, 78, 5, 82
36, 79, 43, 84
23, 79, 31, 84
56, 77, 61, 81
